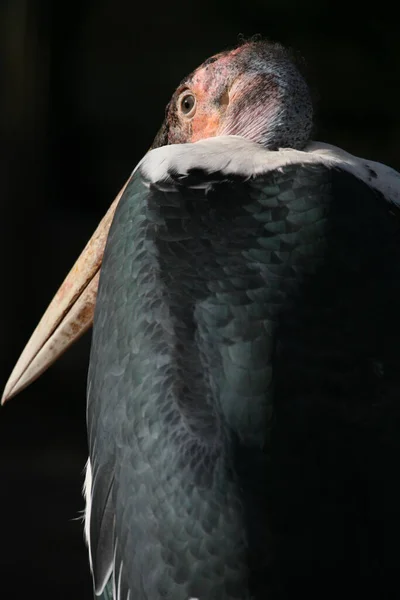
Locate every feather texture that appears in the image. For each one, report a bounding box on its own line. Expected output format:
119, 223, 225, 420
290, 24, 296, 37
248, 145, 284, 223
86, 136, 400, 599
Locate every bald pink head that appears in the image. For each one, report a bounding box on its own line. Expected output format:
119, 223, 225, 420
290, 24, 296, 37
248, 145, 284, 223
152, 41, 313, 151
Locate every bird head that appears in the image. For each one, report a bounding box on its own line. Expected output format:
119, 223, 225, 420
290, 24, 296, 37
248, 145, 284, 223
152, 41, 312, 150
2, 40, 313, 402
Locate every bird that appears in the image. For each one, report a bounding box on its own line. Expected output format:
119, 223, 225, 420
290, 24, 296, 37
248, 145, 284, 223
4, 39, 400, 599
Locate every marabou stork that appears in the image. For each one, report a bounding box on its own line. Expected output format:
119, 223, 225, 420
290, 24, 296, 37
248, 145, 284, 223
4, 40, 400, 600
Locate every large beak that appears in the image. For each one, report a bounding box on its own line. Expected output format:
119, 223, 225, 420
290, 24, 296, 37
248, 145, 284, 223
1, 181, 129, 405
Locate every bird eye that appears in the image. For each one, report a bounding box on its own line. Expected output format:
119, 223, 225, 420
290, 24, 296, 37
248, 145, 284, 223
179, 92, 196, 117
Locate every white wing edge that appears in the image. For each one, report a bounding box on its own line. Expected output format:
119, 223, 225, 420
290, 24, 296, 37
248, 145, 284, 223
84, 459, 115, 596
140, 135, 400, 207
83, 459, 93, 567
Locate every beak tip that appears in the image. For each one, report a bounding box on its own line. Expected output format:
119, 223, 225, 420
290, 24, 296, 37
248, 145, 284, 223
2, 374, 31, 405
1, 385, 13, 405
2, 371, 27, 405
2, 362, 28, 405
3, 181, 123, 404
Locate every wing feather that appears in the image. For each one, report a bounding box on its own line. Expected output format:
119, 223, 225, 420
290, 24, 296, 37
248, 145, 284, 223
86, 136, 400, 599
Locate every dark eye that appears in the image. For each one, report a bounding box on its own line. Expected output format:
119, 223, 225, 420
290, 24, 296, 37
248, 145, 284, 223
179, 93, 196, 117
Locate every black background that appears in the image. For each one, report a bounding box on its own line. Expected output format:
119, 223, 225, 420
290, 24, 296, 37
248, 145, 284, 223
1, 1, 399, 598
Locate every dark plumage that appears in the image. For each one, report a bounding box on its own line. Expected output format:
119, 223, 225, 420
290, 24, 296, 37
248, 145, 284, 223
87, 129, 400, 598
81, 41, 400, 600
5, 39, 400, 600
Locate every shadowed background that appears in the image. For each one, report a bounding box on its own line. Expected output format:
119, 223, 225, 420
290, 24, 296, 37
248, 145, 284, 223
1, 1, 399, 598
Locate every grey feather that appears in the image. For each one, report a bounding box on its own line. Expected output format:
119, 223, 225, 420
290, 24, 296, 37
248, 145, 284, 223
85, 136, 400, 599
